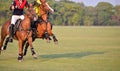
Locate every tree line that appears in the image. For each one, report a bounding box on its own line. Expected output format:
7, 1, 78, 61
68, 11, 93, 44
0, 0, 120, 26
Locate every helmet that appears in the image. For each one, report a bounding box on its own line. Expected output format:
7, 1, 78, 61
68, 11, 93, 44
36, 0, 41, 4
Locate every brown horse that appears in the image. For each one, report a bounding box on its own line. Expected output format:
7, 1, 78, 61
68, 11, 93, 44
0, 4, 37, 62
36, 1, 58, 42
23, 0, 58, 56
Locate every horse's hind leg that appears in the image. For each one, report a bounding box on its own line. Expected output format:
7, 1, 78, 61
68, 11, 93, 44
0, 38, 4, 51
47, 31, 58, 44
0, 34, 7, 53
0, 38, 4, 54
47, 29, 58, 44
2, 37, 9, 50
52, 34, 58, 44
23, 42, 29, 56
47, 22, 58, 44
31, 47, 37, 59
44, 32, 50, 43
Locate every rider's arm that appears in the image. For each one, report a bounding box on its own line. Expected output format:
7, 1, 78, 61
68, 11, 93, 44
25, 1, 29, 9
10, 1, 15, 10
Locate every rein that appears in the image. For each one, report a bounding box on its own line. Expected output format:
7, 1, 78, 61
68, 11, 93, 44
39, 2, 50, 23
17, 9, 34, 34
18, 18, 31, 34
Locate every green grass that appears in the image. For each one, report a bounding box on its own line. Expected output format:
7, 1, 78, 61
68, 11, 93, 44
0, 26, 120, 71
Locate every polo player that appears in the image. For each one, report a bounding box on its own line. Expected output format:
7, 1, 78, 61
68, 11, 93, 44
9, 0, 29, 42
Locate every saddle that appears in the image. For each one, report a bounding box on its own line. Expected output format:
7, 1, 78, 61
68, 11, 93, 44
14, 19, 22, 34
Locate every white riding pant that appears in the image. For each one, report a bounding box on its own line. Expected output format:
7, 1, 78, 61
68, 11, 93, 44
11, 15, 25, 25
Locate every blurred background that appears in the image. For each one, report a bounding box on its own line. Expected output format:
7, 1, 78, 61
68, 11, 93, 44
0, 0, 120, 26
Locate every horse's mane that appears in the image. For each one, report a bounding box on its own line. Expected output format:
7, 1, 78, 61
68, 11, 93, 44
25, 10, 31, 17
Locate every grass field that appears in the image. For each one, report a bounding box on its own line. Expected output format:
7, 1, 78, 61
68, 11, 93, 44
0, 26, 120, 71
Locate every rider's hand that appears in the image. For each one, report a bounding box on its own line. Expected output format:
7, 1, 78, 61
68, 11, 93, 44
11, 5, 15, 10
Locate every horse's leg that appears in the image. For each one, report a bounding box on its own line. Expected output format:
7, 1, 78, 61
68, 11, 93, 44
18, 40, 24, 62
48, 33, 58, 44
0, 38, 5, 54
47, 22, 58, 44
42, 22, 50, 43
0, 33, 7, 53
2, 37, 9, 50
28, 36, 37, 59
44, 32, 50, 43
0, 38, 5, 50
52, 34, 58, 44
23, 36, 36, 56
23, 42, 29, 56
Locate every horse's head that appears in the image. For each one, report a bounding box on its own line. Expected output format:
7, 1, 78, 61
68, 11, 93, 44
26, 3, 37, 21
40, 0, 54, 14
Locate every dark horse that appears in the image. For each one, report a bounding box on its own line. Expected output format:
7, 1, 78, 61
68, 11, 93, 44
23, 0, 58, 56
0, 4, 37, 62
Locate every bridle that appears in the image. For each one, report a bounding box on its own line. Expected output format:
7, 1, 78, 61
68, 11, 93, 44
39, 2, 51, 23
28, 4, 37, 21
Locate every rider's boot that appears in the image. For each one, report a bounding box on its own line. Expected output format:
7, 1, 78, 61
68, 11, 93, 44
9, 24, 14, 42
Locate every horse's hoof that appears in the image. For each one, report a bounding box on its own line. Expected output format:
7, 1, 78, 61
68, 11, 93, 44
54, 41, 58, 44
18, 55, 23, 62
33, 54, 37, 59
18, 60, 23, 62
1, 46, 6, 51
47, 41, 50, 43
1, 47, 4, 51
18, 58, 23, 62
46, 39, 50, 43
54, 40, 58, 44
